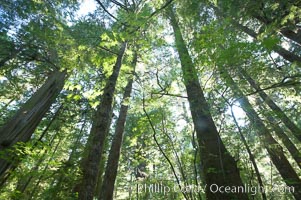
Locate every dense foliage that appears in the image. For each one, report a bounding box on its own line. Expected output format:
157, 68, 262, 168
0, 0, 300, 199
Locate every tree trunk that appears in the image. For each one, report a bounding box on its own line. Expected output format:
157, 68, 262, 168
0, 70, 66, 179
238, 67, 301, 142
230, 107, 267, 200
212, 6, 301, 64
13, 127, 60, 199
253, 97, 301, 170
168, 7, 248, 200
78, 42, 127, 200
219, 67, 301, 199
29, 136, 63, 199
99, 52, 137, 200
251, 13, 301, 46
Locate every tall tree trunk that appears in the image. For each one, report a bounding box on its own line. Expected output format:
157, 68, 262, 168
212, 5, 301, 64
13, 126, 60, 199
251, 13, 301, 46
0, 70, 66, 179
29, 136, 63, 200
99, 52, 137, 200
52, 116, 87, 199
238, 67, 301, 142
230, 107, 267, 200
255, 98, 301, 169
78, 42, 127, 200
168, 7, 248, 200
218, 67, 301, 199
279, 28, 301, 46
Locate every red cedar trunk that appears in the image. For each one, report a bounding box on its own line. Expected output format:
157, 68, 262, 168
0, 70, 66, 179
169, 7, 248, 200
219, 67, 301, 199
239, 67, 301, 142
78, 42, 127, 200
99, 53, 136, 200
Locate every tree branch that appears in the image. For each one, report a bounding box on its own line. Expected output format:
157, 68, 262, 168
95, 0, 118, 20
110, 0, 128, 10
142, 95, 189, 200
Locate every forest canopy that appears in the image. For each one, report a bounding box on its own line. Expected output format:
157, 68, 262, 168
0, 0, 301, 199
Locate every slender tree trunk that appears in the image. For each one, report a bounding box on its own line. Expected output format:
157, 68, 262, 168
13, 127, 59, 199
278, 28, 301, 46
78, 42, 127, 200
238, 67, 301, 142
255, 98, 301, 169
230, 107, 267, 200
29, 136, 63, 199
168, 7, 248, 200
251, 13, 301, 46
212, 6, 301, 64
52, 116, 87, 199
99, 52, 136, 200
218, 67, 301, 199
0, 70, 66, 179
235, 21, 301, 63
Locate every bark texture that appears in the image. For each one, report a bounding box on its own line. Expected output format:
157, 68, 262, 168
169, 7, 248, 200
99, 53, 136, 200
78, 42, 127, 200
0, 70, 66, 179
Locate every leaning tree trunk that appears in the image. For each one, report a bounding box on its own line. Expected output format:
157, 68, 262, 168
0, 70, 66, 180
255, 98, 301, 169
99, 53, 137, 200
212, 5, 301, 64
78, 42, 127, 200
238, 67, 301, 142
250, 12, 301, 46
218, 67, 301, 199
168, 7, 248, 200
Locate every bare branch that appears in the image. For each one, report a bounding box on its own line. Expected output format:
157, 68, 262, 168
110, 0, 128, 10
97, 46, 119, 55
95, 0, 118, 21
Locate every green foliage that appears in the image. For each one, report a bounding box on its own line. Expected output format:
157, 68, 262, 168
0, 0, 301, 199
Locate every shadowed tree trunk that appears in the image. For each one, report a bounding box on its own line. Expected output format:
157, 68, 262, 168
238, 67, 301, 142
255, 98, 301, 169
218, 66, 301, 199
212, 5, 301, 64
250, 10, 301, 45
78, 42, 127, 200
230, 107, 267, 200
168, 7, 248, 200
0, 70, 66, 180
99, 52, 137, 200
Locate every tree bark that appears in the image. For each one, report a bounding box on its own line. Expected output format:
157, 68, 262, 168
168, 7, 248, 200
238, 67, 301, 142
0, 70, 66, 179
256, 99, 301, 170
78, 42, 127, 200
99, 52, 136, 200
218, 67, 301, 199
